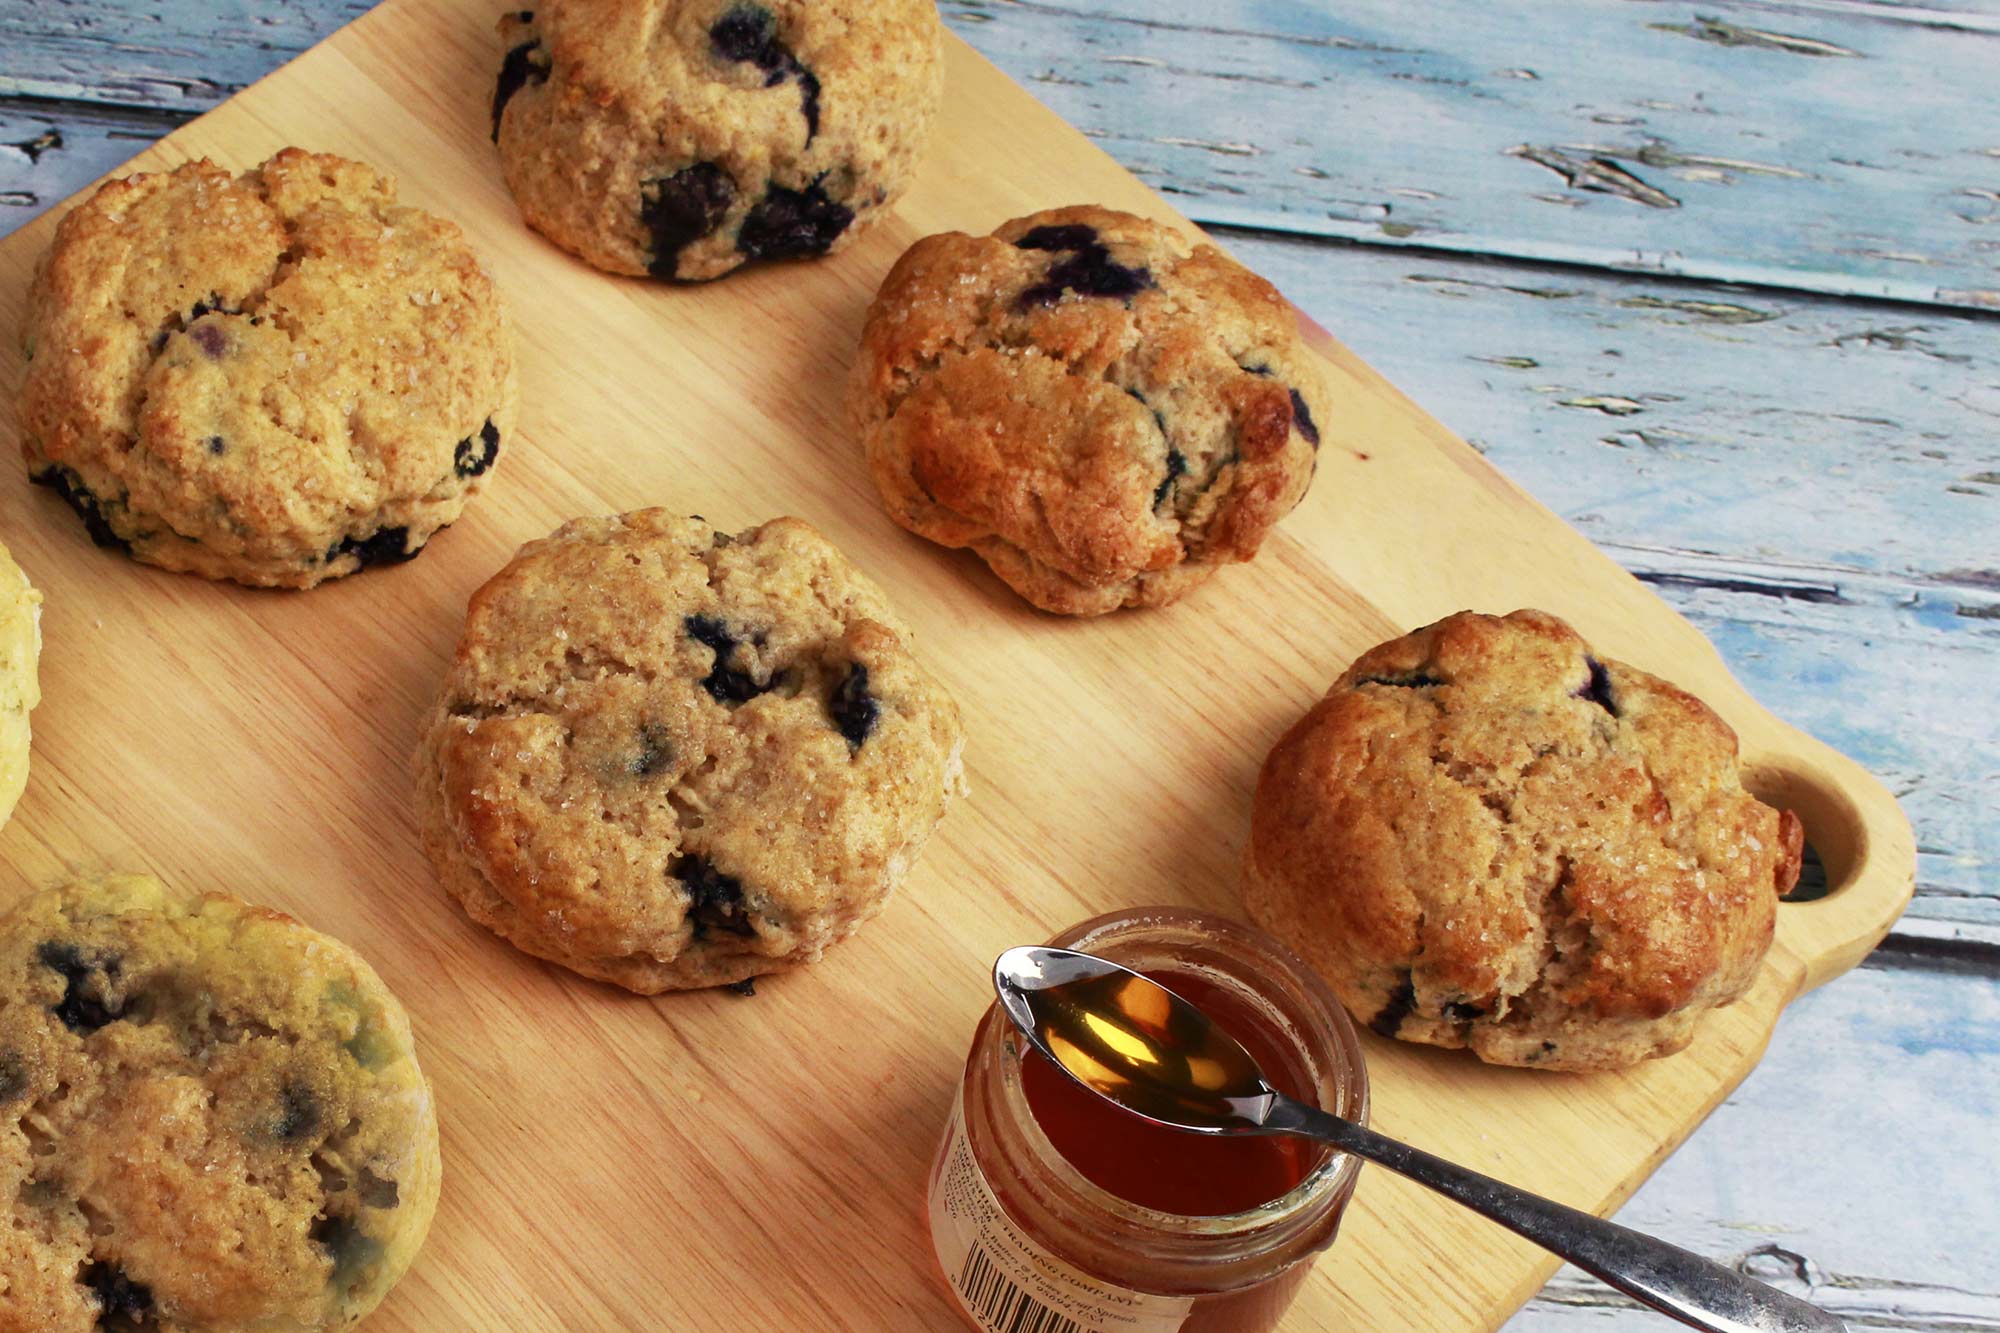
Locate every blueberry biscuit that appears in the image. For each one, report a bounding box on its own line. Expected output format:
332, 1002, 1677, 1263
1243, 609, 1804, 1071
415, 511, 966, 992
18, 150, 517, 588
849, 206, 1329, 615
0, 874, 440, 1330
491, 0, 945, 282
0, 544, 39, 830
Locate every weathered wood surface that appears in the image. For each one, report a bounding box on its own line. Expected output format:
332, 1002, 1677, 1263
0, 0, 1993, 1328
939, 0, 2000, 310
9, 1, 2000, 307
1527, 955, 2000, 1327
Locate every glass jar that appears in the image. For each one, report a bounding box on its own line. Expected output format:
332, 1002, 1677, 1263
927, 907, 1369, 1333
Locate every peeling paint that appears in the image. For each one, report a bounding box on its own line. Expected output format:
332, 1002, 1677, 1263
3, 129, 61, 163
949, 3, 1417, 53
1597, 429, 1682, 449
1408, 273, 1580, 300
1625, 142, 1809, 181
1618, 295, 1779, 324
1830, 326, 1973, 362
1153, 135, 1260, 156
1507, 143, 1681, 208
1561, 394, 1646, 415
1650, 16, 1861, 58
1935, 568, 2000, 591
1956, 188, 2000, 224
1846, 248, 1934, 264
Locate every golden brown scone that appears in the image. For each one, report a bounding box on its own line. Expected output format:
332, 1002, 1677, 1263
0, 874, 440, 1331
848, 205, 1328, 615
491, 0, 945, 281
1243, 609, 1804, 1071
18, 149, 517, 587
415, 511, 966, 992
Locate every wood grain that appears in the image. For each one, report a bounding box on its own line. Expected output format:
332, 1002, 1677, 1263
3, 1, 1992, 957
1526, 955, 2000, 1326
0, 1, 1922, 1329
938, 0, 2000, 309
11, 0, 2000, 310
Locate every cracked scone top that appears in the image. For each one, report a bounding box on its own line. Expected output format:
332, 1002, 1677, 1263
490, 0, 945, 281
416, 511, 967, 992
18, 149, 517, 588
0, 874, 440, 1332
1243, 610, 1804, 1072
849, 205, 1329, 615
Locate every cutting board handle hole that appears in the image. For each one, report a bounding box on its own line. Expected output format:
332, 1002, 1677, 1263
1741, 757, 1861, 905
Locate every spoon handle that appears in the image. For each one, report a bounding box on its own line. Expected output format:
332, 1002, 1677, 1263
1262, 1097, 1845, 1333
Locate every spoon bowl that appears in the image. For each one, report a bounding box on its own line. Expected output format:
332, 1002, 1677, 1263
993, 944, 1278, 1132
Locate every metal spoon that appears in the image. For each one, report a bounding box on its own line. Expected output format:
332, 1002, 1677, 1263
993, 945, 1846, 1333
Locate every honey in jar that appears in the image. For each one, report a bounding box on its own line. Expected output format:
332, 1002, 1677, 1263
928, 908, 1369, 1333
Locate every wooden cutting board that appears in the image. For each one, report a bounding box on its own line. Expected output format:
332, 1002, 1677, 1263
0, 1, 1914, 1328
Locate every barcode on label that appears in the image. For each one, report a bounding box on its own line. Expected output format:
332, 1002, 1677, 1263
956, 1244, 1086, 1333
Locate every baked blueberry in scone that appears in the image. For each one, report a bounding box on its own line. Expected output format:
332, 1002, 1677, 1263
491, 1, 945, 281
415, 511, 967, 992
18, 150, 516, 587
0, 874, 441, 1329
1243, 609, 1805, 1071
849, 205, 1329, 615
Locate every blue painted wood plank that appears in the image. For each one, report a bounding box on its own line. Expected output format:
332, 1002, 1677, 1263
938, 0, 2000, 309
0, 0, 371, 105
1222, 232, 2000, 585
0, 0, 367, 232
1510, 954, 2000, 1328
6, 1, 2000, 307
0, 99, 180, 220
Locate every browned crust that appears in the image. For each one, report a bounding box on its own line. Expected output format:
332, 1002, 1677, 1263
1243, 608, 1800, 1071
19, 150, 516, 587
414, 511, 966, 993
849, 205, 1327, 615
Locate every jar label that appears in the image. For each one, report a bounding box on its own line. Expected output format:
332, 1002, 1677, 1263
929, 1088, 1196, 1332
